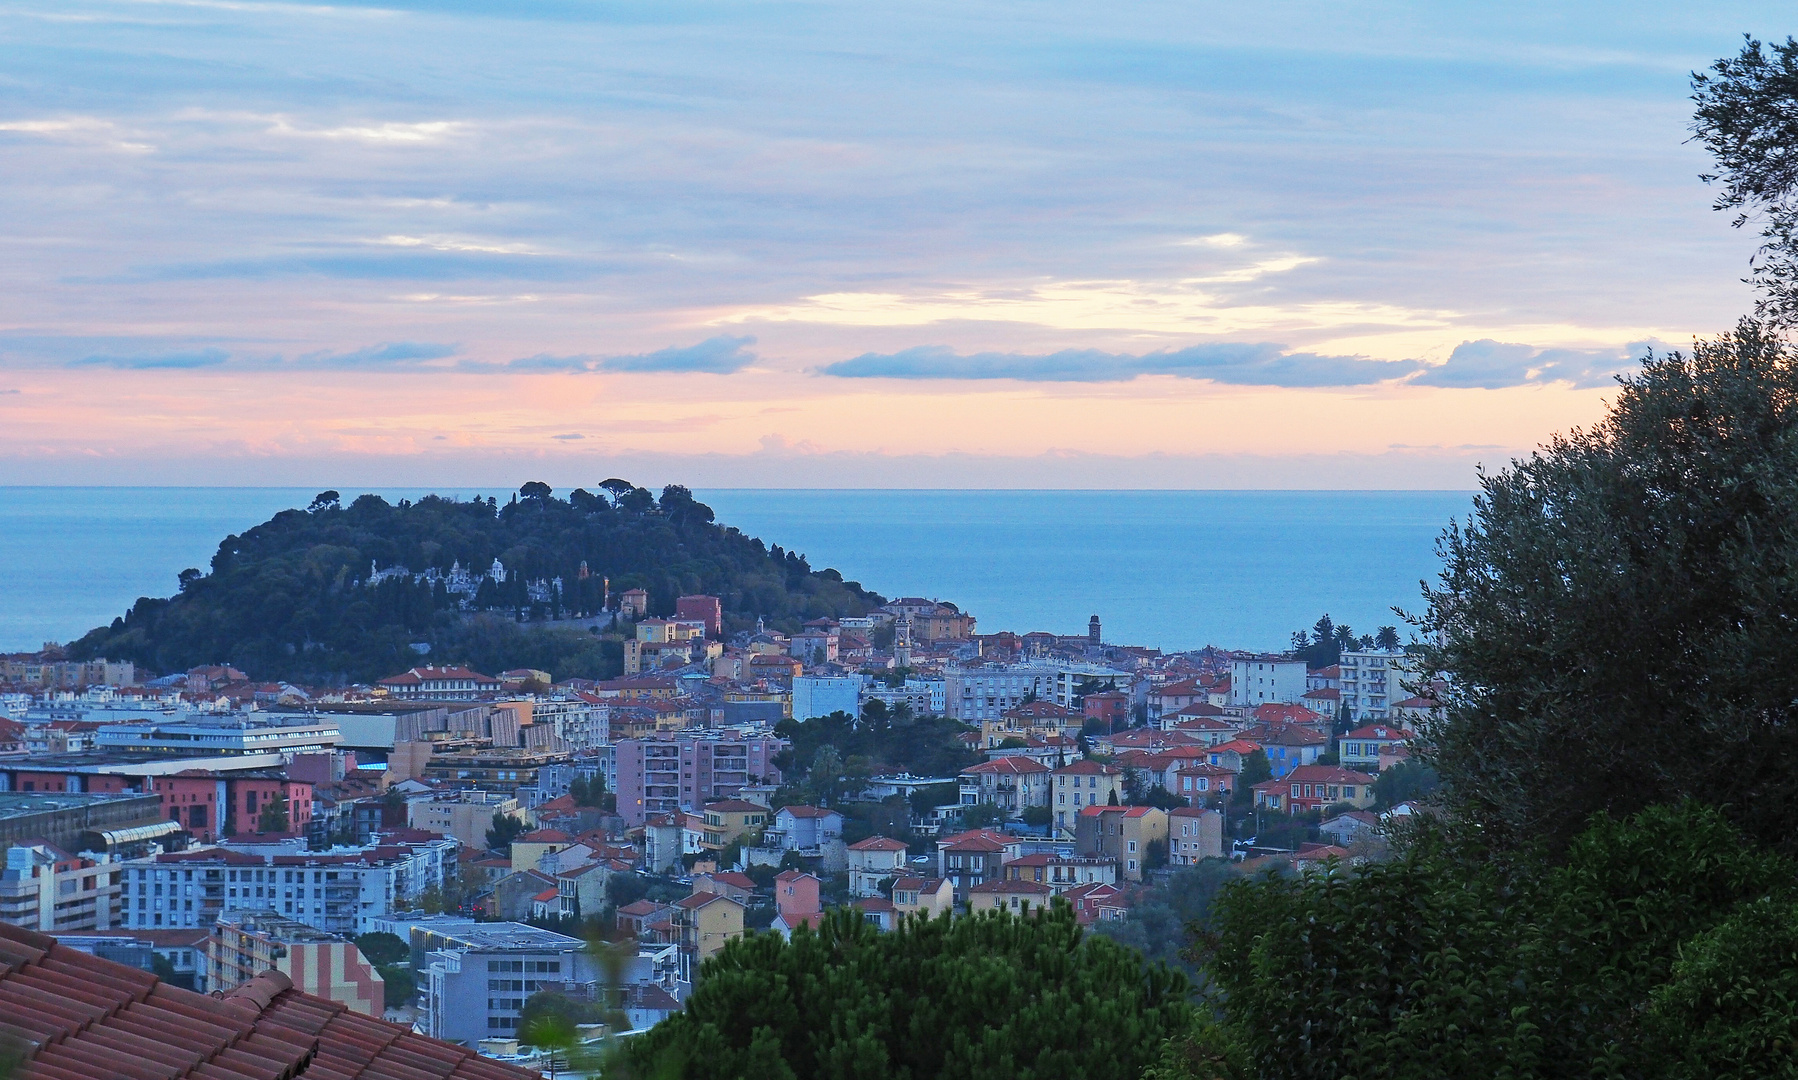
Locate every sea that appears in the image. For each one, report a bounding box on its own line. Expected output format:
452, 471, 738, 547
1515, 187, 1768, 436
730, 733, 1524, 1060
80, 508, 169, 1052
0, 488, 1474, 656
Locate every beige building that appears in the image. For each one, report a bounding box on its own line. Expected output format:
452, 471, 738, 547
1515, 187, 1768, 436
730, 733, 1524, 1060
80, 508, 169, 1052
409, 791, 526, 850
1050, 760, 1125, 834
891, 876, 953, 921
967, 878, 1053, 915
1074, 805, 1169, 882
700, 800, 768, 850
1167, 807, 1225, 865
0, 843, 120, 932
404, 783, 525, 851
673, 891, 744, 981
208, 912, 384, 1016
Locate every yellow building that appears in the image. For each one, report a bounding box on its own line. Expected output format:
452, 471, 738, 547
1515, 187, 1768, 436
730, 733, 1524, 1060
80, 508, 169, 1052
967, 878, 1054, 915
700, 800, 767, 850
673, 891, 744, 976
508, 828, 574, 873
890, 876, 954, 921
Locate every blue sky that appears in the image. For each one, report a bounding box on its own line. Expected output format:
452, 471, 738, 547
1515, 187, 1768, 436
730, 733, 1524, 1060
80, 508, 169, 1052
0, 1, 1785, 486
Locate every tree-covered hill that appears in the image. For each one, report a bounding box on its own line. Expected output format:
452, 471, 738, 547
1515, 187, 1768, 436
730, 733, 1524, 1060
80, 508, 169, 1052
69, 481, 885, 684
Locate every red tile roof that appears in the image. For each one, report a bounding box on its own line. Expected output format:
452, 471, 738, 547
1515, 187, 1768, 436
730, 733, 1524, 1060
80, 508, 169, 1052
847, 836, 908, 852
0, 921, 533, 1080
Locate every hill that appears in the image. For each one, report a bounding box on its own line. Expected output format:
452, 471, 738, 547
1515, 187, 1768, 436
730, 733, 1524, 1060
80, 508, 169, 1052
69, 481, 885, 684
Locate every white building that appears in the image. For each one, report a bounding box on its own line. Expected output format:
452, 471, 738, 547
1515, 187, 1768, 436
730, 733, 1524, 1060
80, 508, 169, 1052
94, 714, 343, 756
118, 833, 455, 936
947, 662, 1132, 722
1338, 650, 1418, 723
864, 677, 948, 717
1229, 656, 1308, 707
791, 676, 863, 722
368, 916, 591, 1043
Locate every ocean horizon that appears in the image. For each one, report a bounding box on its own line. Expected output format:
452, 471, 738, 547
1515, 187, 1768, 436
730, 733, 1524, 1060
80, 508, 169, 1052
0, 487, 1474, 657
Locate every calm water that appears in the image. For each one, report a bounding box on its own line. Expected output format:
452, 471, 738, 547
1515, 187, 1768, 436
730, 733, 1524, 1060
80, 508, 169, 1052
0, 487, 1472, 655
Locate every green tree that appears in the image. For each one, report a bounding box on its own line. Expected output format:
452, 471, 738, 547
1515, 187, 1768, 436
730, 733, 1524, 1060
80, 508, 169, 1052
620, 905, 1190, 1080
1692, 35, 1798, 327
353, 931, 409, 967
570, 774, 606, 808
257, 792, 290, 833
1414, 321, 1798, 854
962, 802, 1004, 829
487, 811, 528, 852
1200, 802, 1797, 1080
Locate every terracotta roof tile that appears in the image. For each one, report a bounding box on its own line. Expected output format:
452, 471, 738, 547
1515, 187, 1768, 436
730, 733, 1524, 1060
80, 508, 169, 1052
0, 922, 536, 1080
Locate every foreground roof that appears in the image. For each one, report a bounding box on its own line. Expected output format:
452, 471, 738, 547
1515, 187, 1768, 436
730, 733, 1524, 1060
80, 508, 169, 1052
0, 921, 532, 1080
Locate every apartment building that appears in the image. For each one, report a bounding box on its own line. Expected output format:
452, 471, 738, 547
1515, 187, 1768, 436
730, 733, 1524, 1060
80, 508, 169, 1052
208, 911, 384, 1015
1338, 650, 1418, 723
1228, 656, 1308, 707
119, 832, 454, 935
0, 842, 122, 931
613, 731, 787, 827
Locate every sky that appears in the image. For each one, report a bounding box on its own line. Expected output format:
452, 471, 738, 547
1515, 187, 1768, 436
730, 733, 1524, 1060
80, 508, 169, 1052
0, 1, 1786, 488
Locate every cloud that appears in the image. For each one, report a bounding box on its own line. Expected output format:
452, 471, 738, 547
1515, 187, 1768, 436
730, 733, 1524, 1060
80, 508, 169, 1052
551, 433, 585, 440
1412, 339, 1649, 389
499, 336, 757, 374
822, 343, 1420, 387
290, 341, 459, 368
71, 347, 230, 369
0, 389, 19, 395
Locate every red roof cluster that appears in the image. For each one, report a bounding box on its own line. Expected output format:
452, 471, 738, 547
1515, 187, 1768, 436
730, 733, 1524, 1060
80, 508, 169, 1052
0, 921, 532, 1080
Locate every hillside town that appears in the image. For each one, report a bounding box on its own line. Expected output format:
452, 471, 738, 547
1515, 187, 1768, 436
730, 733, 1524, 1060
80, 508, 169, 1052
0, 593, 1435, 1064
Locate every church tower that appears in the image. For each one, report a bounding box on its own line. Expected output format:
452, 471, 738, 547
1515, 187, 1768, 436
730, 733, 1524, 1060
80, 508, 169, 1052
1089, 614, 1102, 646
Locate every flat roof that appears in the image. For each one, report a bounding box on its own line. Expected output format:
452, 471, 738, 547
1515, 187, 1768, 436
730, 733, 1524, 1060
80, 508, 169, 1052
0, 792, 159, 818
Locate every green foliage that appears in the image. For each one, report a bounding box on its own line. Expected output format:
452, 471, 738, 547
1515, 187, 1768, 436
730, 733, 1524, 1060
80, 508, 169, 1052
1414, 322, 1798, 854
570, 774, 606, 808
961, 802, 1003, 829
620, 905, 1191, 1080
1094, 861, 1237, 981
1648, 896, 1798, 1080
67, 482, 884, 682
379, 964, 416, 1008
1020, 805, 1053, 828
1203, 802, 1798, 1080
773, 710, 978, 792
907, 782, 960, 816
486, 811, 527, 852
1371, 760, 1438, 810
1691, 35, 1798, 327
1286, 615, 1374, 669
256, 792, 290, 833
354, 931, 409, 967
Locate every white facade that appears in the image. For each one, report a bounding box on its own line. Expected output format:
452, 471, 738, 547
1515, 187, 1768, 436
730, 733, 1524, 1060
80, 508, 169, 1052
947, 662, 1131, 722
1338, 650, 1417, 722
119, 836, 454, 936
1229, 657, 1308, 707
94, 715, 343, 756
864, 677, 948, 717
790, 677, 863, 722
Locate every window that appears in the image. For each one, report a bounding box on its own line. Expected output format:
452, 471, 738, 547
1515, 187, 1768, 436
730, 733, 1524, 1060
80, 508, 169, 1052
1127, 840, 1137, 853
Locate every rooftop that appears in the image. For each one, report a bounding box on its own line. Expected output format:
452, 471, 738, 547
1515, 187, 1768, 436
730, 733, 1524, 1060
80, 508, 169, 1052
0, 792, 157, 818
0, 920, 534, 1080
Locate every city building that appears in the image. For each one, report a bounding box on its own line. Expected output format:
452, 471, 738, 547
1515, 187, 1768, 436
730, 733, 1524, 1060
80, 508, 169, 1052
376, 666, 502, 700
0, 842, 122, 931
846, 836, 908, 897
890, 876, 953, 920
418, 747, 569, 795
408, 790, 526, 849
0, 791, 167, 853
864, 677, 947, 717
120, 832, 455, 935
770, 805, 843, 851
381, 917, 591, 1043
1050, 760, 1124, 834
0, 920, 542, 1080
1074, 805, 1168, 882
148, 771, 314, 843
958, 757, 1051, 814
208, 911, 385, 1016
613, 731, 787, 827
1339, 724, 1414, 773
1253, 765, 1378, 815
94, 714, 343, 756
1337, 650, 1418, 723
675, 594, 723, 636
700, 800, 768, 850
1167, 807, 1225, 865
1229, 656, 1308, 707
790, 676, 862, 722
672, 891, 744, 981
